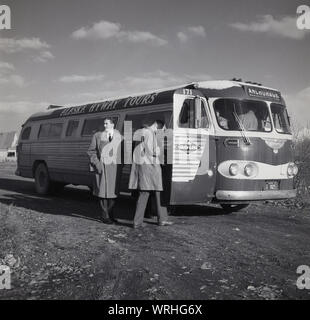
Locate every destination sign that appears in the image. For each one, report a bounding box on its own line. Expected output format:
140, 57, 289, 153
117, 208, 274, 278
246, 86, 281, 102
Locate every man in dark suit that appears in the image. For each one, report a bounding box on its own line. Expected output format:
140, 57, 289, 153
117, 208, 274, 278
87, 118, 122, 224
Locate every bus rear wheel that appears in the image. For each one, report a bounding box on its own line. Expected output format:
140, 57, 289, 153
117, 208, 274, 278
220, 203, 250, 213
34, 163, 51, 195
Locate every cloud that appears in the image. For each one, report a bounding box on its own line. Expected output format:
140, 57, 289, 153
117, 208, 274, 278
188, 26, 206, 37
72, 20, 167, 46
120, 70, 211, 90
0, 37, 50, 53
0, 100, 47, 132
33, 50, 55, 63
0, 74, 25, 87
0, 61, 25, 87
177, 25, 206, 43
59, 74, 105, 83
0, 100, 47, 121
72, 20, 121, 39
230, 15, 307, 40
65, 70, 212, 104
120, 30, 167, 46
177, 32, 188, 43
0, 37, 55, 63
0, 61, 14, 71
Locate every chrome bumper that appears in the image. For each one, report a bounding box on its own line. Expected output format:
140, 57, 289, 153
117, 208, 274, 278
216, 189, 297, 201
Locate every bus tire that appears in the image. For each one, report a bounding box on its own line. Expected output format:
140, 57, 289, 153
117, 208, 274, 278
220, 203, 250, 213
34, 163, 51, 195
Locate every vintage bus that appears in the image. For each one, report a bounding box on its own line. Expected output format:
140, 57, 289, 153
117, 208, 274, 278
16, 80, 298, 212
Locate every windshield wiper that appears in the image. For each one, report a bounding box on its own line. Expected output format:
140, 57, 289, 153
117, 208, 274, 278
233, 111, 251, 145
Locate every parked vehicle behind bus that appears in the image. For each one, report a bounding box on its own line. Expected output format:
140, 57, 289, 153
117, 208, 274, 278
16, 80, 298, 212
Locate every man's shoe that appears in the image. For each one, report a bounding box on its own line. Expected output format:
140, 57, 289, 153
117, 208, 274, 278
158, 221, 174, 226
101, 217, 114, 224
133, 223, 144, 229
111, 217, 118, 224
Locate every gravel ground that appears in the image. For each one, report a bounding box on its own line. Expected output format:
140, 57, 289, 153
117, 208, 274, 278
0, 162, 309, 300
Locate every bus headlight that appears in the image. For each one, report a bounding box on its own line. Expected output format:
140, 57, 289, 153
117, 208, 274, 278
287, 163, 298, 177
244, 163, 256, 177
229, 163, 239, 176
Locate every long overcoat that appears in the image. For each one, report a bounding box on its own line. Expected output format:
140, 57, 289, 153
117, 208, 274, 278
87, 130, 122, 198
128, 127, 163, 191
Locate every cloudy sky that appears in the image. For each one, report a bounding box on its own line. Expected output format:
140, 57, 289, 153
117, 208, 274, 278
0, 0, 309, 132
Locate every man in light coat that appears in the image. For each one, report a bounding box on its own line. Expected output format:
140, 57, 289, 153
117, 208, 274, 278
129, 120, 173, 228
87, 118, 122, 224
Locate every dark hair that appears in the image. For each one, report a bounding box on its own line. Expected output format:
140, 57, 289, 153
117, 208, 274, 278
142, 118, 165, 128
154, 119, 165, 129
104, 118, 114, 124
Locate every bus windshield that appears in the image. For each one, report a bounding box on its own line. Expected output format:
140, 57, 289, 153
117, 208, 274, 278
214, 99, 272, 132
270, 103, 291, 134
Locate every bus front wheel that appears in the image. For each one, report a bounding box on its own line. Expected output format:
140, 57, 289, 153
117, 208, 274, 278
34, 163, 51, 195
220, 203, 250, 213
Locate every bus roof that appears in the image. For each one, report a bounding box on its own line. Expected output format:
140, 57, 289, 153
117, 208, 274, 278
25, 80, 283, 123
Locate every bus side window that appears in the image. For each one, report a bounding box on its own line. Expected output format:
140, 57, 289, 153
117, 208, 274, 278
50, 123, 63, 137
179, 99, 195, 128
124, 110, 172, 133
38, 123, 63, 139
82, 117, 119, 136
38, 124, 51, 139
21, 127, 31, 140
179, 99, 209, 129
66, 120, 79, 137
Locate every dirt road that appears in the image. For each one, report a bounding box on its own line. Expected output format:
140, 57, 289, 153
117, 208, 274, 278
0, 163, 309, 300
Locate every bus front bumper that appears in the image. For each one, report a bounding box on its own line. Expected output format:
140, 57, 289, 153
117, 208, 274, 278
216, 189, 297, 201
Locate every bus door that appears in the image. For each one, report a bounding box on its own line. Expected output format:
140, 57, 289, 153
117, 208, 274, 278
169, 89, 216, 205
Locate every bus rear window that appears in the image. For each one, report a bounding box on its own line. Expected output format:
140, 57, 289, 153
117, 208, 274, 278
38, 123, 63, 139
21, 127, 31, 140
82, 117, 118, 136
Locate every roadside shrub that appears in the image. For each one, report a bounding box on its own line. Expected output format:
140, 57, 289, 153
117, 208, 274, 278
293, 137, 310, 200
267, 136, 310, 210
